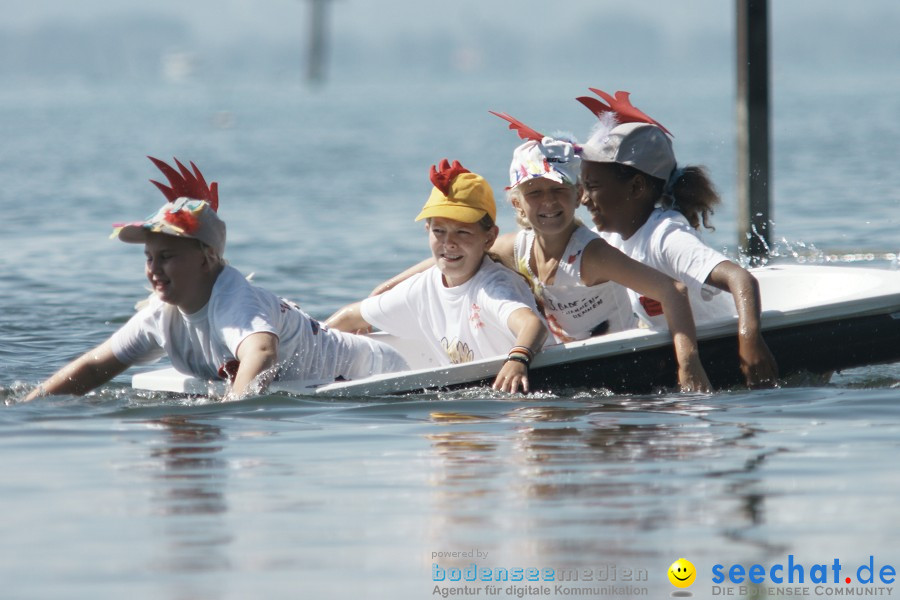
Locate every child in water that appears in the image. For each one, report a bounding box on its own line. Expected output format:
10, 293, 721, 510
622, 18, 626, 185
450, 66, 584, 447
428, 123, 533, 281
326, 159, 548, 394
25, 157, 407, 401
577, 88, 778, 387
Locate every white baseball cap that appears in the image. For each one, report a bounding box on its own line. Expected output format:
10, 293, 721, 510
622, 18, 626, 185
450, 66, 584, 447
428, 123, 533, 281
114, 197, 226, 257
508, 137, 581, 189
112, 157, 226, 256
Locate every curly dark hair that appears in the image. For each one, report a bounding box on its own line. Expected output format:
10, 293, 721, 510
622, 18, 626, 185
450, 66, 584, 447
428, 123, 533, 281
611, 163, 720, 231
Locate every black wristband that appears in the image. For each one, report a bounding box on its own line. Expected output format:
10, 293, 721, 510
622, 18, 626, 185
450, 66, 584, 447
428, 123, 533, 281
505, 355, 530, 367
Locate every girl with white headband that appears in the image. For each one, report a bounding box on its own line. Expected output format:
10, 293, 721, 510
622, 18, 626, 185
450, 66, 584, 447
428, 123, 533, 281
577, 88, 778, 388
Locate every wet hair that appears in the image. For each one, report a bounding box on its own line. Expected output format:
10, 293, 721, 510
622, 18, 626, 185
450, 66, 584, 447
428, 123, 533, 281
610, 163, 720, 230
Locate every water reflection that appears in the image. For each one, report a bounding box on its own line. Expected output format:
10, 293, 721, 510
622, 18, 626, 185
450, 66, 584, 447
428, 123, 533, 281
146, 416, 232, 575
422, 398, 781, 573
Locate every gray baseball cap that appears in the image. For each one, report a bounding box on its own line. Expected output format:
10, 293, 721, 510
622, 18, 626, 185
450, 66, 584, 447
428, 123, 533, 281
580, 122, 676, 181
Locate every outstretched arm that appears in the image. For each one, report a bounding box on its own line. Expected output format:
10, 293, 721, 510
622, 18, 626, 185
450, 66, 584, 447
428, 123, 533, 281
583, 240, 711, 392
706, 261, 778, 388
369, 258, 433, 296
368, 233, 519, 296
227, 332, 280, 400
325, 301, 373, 334
492, 307, 548, 394
24, 339, 130, 401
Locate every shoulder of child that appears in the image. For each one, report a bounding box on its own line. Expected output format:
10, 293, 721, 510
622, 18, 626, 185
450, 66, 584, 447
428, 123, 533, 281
493, 231, 518, 252
208, 265, 259, 303
476, 260, 535, 301
375, 265, 437, 303
649, 209, 697, 245
583, 235, 614, 260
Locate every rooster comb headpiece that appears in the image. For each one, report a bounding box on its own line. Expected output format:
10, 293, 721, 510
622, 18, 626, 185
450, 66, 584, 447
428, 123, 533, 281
148, 156, 219, 211
429, 159, 470, 196
576, 88, 672, 137
416, 158, 495, 224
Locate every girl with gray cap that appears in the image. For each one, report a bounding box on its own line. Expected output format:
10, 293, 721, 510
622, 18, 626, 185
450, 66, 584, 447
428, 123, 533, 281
578, 88, 778, 388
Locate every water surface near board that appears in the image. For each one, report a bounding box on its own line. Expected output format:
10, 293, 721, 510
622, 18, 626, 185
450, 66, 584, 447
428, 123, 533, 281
1, 76, 899, 599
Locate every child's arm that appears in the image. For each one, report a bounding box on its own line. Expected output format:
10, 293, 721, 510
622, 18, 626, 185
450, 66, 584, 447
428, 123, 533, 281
369, 259, 433, 296
492, 307, 548, 394
227, 332, 280, 400
325, 301, 373, 334
706, 261, 779, 388
584, 240, 711, 393
368, 233, 519, 296
23, 339, 130, 401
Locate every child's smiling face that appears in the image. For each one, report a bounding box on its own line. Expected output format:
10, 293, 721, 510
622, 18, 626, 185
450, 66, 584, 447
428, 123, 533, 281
144, 233, 217, 313
427, 217, 498, 288
580, 161, 632, 233
512, 177, 579, 234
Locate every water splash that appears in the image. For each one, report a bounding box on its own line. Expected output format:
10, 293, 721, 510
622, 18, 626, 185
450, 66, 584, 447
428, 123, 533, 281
734, 234, 897, 268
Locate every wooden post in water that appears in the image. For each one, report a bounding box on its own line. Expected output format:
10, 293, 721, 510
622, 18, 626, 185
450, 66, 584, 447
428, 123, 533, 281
736, 0, 771, 261
306, 0, 330, 83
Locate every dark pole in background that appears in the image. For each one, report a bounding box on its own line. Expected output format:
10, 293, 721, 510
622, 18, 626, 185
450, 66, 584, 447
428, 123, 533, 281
736, 0, 771, 262
306, 0, 329, 83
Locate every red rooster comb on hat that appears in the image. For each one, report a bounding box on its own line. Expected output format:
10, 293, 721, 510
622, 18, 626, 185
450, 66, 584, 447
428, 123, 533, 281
429, 159, 470, 196
576, 88, 672, 137
148, 156, 219, 212
489, 111, 544, 142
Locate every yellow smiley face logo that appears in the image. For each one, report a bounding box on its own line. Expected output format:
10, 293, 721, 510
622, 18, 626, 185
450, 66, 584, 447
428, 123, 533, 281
668, 558, 697, 588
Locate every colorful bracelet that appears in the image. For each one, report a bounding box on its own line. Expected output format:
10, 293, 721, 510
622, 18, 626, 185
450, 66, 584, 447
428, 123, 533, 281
509, 345, 534, 360
506, 344, 532, 366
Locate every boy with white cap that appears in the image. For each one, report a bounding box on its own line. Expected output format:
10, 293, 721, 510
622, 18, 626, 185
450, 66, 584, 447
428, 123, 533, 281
25, 157, 407, 401
577, 88, 778, 387
326, 159, 548, 394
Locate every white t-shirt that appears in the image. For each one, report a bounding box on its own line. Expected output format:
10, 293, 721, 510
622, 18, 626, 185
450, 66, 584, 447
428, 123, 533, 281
361, 257, 542, 366
514, 225, 631, 343
110, 265, 408, 382
596, 208, 736, 328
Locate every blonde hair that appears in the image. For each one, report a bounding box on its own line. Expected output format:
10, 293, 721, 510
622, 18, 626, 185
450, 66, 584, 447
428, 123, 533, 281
199, 241, 227, 269
506, 181, 581, 230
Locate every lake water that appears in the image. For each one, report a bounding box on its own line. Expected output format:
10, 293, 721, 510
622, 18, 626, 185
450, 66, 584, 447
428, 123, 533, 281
1, 72, 899, 600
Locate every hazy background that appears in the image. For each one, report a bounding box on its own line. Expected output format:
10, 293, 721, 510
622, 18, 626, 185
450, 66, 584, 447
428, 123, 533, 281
3, 0, 899, 85
2, 0, 898, 259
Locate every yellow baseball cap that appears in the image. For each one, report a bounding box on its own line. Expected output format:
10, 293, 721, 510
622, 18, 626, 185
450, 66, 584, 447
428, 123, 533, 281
415, 159, 496, 224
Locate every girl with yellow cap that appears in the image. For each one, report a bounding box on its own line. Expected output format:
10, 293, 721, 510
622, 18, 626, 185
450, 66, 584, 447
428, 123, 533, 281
326, 159, 548, 394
